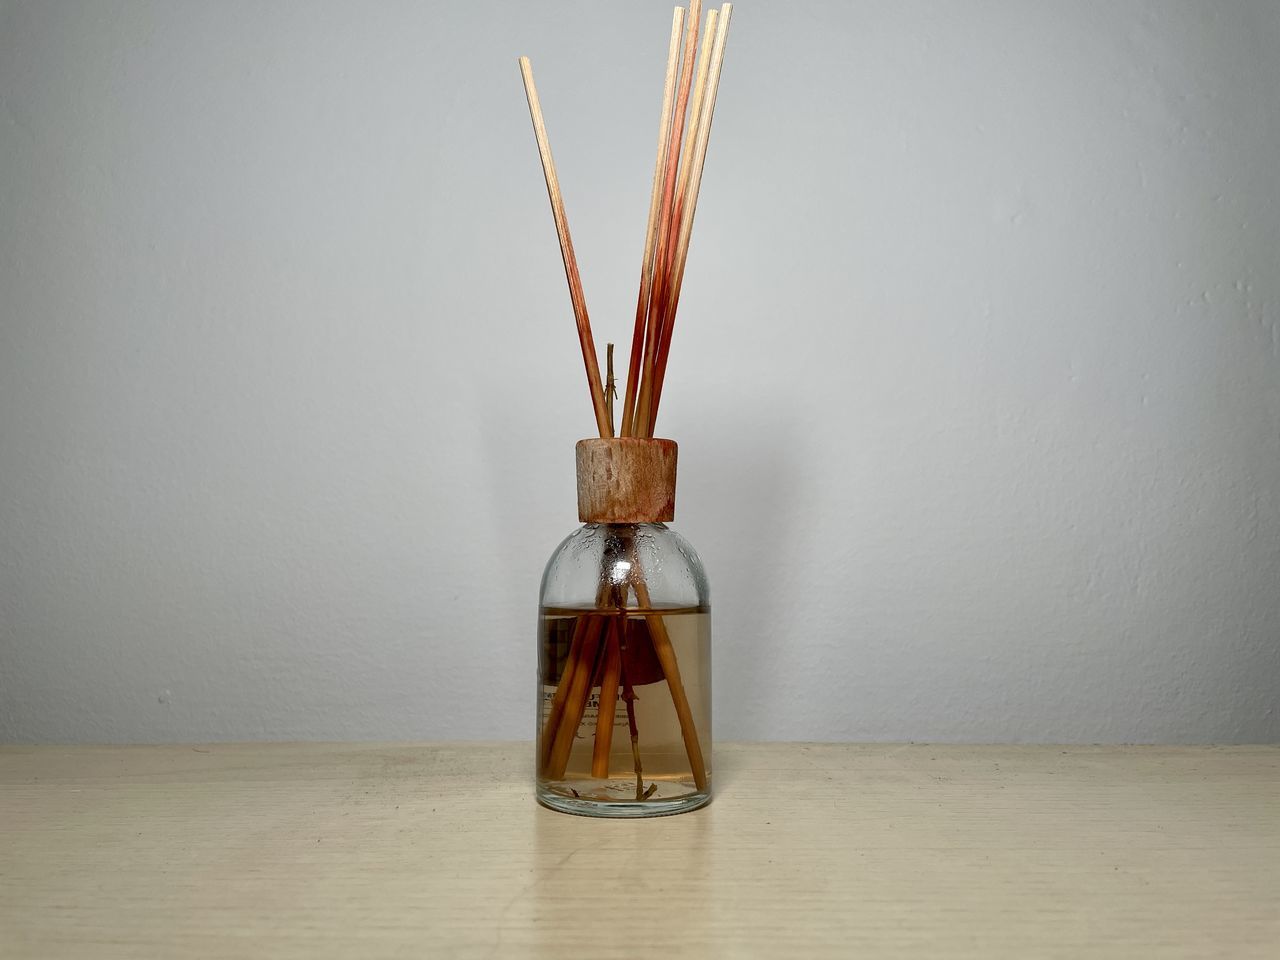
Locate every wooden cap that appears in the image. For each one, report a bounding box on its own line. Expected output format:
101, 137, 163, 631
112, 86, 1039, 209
576, 438, 677, 523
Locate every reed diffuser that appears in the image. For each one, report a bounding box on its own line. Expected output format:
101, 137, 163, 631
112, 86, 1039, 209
520, 2, 733, 817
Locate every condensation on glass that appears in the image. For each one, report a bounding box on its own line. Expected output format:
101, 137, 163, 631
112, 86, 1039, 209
536, 522, 711, 817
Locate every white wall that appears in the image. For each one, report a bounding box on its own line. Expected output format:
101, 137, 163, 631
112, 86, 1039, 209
2, 0, 1277, 744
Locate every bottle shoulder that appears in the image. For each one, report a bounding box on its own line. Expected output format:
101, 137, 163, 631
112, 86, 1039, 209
540, 523, 709, 609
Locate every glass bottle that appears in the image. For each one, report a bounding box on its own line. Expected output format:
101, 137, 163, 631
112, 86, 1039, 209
536, 438, 711, 817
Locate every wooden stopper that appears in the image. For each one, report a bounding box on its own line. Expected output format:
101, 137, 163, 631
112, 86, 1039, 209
576, 438, 677, 523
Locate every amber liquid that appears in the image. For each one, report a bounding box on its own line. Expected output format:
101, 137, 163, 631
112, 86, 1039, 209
537, 605, 711, 808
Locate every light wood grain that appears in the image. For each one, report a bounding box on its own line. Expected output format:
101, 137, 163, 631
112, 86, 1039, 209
635, 0, 702, 439
574, 436, 677, 523
517, 56, 611, 439
2, 743, 1277, 958
648, 3, 733, 426
621, 6, 687, 439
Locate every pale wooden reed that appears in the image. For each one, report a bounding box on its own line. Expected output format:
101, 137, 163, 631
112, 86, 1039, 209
631, 573, 708, 791
651, 0, 703, 336
518, 56, 612, 439
670, 8, 719, 252
540, 578, 614, 772
591, 624, 623, 778
633, 2, 701, 439
605, 342, 616, 434
539, 613, 589, 770
647, 4, 733, 430
546, 613, 607, 779
620, 8, 686, 438
642, 7, 719, 436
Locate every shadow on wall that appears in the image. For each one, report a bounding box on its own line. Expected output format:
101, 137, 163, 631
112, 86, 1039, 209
689, 400, 804, 757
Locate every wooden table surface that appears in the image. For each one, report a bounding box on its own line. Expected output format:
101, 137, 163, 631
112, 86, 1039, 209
2, 742, 1277, 958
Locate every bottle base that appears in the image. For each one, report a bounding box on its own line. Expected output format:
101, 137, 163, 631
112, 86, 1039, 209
536, 784, 711, 818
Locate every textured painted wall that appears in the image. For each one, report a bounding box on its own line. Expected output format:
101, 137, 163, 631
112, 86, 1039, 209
2, 0, 1277, 743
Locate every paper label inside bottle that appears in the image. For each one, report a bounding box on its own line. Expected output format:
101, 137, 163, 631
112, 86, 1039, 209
541, 685, 629, 735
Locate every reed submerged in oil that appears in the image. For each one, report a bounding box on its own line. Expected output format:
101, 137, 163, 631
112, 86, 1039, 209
538, 605, 710, 807
536, 519, 711, 817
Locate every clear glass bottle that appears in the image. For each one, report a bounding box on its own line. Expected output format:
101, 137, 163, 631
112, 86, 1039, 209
535, 439, 711, 817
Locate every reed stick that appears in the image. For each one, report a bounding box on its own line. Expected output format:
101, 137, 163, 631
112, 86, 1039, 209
671, 8, 719, 244
539, 611, 591, 771
668, 1, 704, 207
591, 622, 623, 778
646, 8, 718, 417
540, 575, 617, 772
647, 5, 733, 433
630, 573, 708, 791
546, 612, 607, 779
605, 342, 617, 435
619, 630, 645, 799
518, 57, 613, 439
620, 8, 686, 439
633, 2, 701, 439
